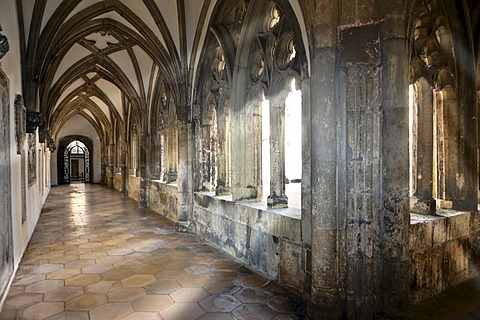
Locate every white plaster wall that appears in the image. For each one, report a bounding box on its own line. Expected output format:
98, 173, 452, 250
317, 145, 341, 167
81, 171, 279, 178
50, 114, 102, 185
0, 0, 51, 298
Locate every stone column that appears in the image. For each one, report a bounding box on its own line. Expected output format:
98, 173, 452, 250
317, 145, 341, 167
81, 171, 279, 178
100, 144, 107, 185
411, 82, 435, 213
307, 0, 340, 317
108, 143, 114, 188
268, 94, 288, 208
165, 127, 178, 183
379, 2, 411, 314
139, 131, 148, 208
121, 140, 127, 196
216, 111, 231, 195
231, 101, 262, 201
177, 106, 192, 221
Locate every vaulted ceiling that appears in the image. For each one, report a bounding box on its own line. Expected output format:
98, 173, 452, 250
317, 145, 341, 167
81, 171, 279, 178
17, 0, 210, 140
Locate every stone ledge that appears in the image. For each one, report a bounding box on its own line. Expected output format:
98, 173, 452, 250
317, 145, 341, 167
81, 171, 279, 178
194, 192, 302, 244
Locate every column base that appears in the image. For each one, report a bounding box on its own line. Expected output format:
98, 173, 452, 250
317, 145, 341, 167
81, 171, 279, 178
267, 195, 288, 209
232, 186, 259, 201
409, 197, 435, 214
165, 171, 177, 183
215, 186, 231, 196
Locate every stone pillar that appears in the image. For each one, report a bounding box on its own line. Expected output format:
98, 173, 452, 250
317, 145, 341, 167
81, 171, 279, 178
216, 112, 231, 195
177, 107, 192, 221
139, 131, 148, 208
268, 94, 288, 208
307, 1, 340, 317
411, 82, 435, 213
108, 143, 114, 188
121, 140, 127, 196
379, 2, 411, 314
231, 101, 262, 201
100, 144, 107, 185
165, 127, 178, 183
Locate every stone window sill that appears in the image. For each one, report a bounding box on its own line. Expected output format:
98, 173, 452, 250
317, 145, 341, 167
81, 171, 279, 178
151, 179, 178, 187
197, 191, 301, 220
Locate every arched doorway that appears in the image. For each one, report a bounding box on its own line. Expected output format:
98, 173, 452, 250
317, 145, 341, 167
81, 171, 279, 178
57, 135, 94, 184
66, 140, 90, 182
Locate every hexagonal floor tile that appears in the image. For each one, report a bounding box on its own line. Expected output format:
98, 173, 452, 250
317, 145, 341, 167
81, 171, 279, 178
4, 293, 43, 309
235, 275, 270, 288
121, 274, 156, 287
44, 286, 84, 301
234, 287, 272, 304
17, 302, 64, 319
184, 264, 212, 275
89, 302, 133, 320
107, 248, 134, 256
12, 274, 46, 286
267, 295, 305, 314
65, 274, 101, 286
65, 293, 108, 311
160, 302, 205, 320
101, 268, 134, 281
82, 263, 114, 274
170, 287, 209, 303
232, 304, 278, 320
96, 255, 125, 265
65, 259, 97, 269
25, 280, 64, 293
48, 255, 80, 264
44, 310, 90, 320
131, 263, 165, 274
145, 280, 181, 295
33, 264, 64, 274
47, 268, 82, 280
204, 280, 236, 294
121, 311, 163, 320
132, 295, 174, 312
177, 275, 211, 288
107, 287, 146, 302
197, 313, 236, 320
199, 294, 241, 312
84, 280, 117, 293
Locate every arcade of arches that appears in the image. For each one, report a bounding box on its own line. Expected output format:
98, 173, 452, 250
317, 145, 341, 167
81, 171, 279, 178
0, 0, 479, 318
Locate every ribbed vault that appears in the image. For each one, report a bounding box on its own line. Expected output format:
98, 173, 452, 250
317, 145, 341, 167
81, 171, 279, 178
17, 0, 201, 146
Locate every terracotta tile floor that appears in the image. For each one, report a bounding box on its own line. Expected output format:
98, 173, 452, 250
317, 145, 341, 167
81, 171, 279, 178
0, 184, 306, 320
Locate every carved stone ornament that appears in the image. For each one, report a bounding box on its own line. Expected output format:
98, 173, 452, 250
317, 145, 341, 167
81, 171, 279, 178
28, 133, 36, 186
38, 126, 56, 152
0, 26, 9, 60
47, 137, 56, 152
26, 109, 45, 133
15, 94, 26, 154
39, 127, 49, 142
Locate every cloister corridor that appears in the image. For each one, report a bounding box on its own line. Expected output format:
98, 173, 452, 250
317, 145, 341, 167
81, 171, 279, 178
0, 184, 478, 319
0, 184, 306, 320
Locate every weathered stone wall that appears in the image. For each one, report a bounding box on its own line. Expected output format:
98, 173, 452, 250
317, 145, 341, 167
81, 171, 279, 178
127, 175, 141, 202
148, 181, 178, 221
192, 192, 304, 289
0, 68, 13, 305
114, 173, 122, 192
409, 212, 480, 303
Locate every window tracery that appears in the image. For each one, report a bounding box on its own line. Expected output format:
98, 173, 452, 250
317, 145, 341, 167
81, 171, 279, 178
195, 0, 307, 208
409, 0, 458, 212
245, 1, 302, 208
